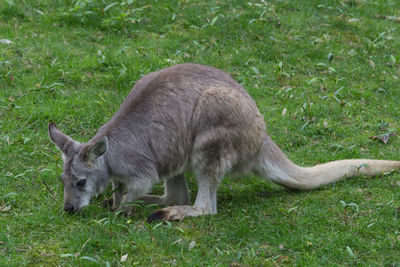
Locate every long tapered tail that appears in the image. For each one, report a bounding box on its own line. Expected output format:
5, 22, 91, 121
254, 135, 400, 190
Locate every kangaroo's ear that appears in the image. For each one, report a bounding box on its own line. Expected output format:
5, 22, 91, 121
48, 122, 79, 157
79, 136, 108, 165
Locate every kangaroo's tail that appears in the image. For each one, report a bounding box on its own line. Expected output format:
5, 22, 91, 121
253, 135, 400, 190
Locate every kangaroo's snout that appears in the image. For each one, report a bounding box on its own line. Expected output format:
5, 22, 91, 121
64, 203, 76, 213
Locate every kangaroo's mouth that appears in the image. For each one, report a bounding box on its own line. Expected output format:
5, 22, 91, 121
64, 204, 77, 214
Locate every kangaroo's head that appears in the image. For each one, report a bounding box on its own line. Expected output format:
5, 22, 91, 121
48, 123, 110, 213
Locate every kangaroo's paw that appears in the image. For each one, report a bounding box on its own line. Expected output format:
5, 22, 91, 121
100, 198, 115, 210
115, 205, 134, 217
147, 205, 208, 222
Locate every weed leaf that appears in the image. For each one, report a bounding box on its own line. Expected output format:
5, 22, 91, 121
104, 2, 118, 12
60, 253, 74, 258
346, 246, 355, 258
80, 256, 99, 264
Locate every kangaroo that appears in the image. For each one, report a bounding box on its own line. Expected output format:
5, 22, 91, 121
48, 63, 400, 222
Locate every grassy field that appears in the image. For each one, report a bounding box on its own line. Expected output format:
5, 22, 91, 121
1, 0, 400, 265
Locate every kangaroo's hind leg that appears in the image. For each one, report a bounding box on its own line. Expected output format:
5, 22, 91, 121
146, 171, 223, 222
147, 128, 237, 222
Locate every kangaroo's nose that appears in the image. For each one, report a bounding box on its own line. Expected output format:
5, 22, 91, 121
64, 204, 75, 213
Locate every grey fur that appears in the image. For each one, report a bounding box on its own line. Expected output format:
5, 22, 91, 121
48, 63, 400, 220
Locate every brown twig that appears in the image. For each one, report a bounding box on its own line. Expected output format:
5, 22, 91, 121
260, 0, 281, 28
270, 7, 281, 27
80, 238, 91, 253
40, 178, 63, 206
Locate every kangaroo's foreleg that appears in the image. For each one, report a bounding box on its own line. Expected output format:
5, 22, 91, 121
138, 174, 190, 206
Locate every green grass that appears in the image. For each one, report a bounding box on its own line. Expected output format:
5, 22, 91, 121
1, 0, 400, 265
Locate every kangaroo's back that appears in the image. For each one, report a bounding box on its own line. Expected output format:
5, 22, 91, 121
93, 64, 255, 138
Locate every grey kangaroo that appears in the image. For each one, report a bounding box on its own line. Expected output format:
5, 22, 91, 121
48, 63, 400, 222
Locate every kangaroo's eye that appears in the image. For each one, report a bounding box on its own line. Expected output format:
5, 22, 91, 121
76, 179, 86, 187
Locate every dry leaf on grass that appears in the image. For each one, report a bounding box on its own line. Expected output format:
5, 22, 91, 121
375, 15, 400, 22
0, 205, 11, 212
370, 132, 396, 144
0, 39, 13, 44
121, 254, 128, 262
